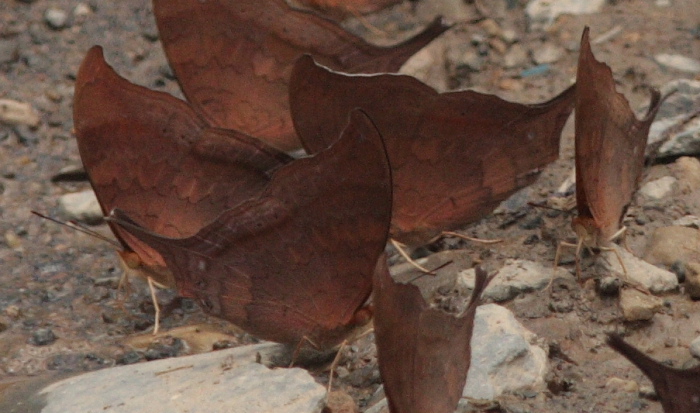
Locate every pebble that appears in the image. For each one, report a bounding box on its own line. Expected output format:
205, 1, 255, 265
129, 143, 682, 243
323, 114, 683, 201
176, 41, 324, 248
463, 304, 547, 400
672, 156, 700, 192
526, 0, 606, 29
654, 54, 700, 74
648, 79, 700, 158
638, 176, 677, 199
57, 190, 103, 224
532, 43, 565, 65
458, 259, 568, 302
671, 215, 700, 228
520, 64, 550, 78
690, 336, 700, 359
30, 328, 57, 346
503, 44, 528, 68
44, 8, 69, 30
600, 246, 678, 293
619, 288, 664, 321
324, 391, 358, 413
0, 99, 40, 127
605, 377, 639, 393
683, 262, 700, 299
36, 343, 325, 413
73, 3, 91, 20
644, 226, 700, 267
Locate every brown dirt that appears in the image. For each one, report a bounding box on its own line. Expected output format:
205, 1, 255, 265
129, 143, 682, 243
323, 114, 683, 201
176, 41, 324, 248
0, 1, 699, 412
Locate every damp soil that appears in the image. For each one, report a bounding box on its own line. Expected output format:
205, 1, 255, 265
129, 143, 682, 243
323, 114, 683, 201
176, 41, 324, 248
0, 1, 699, 412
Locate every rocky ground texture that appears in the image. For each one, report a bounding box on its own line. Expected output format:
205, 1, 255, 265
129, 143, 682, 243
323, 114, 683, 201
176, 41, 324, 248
0, 0, 699, 412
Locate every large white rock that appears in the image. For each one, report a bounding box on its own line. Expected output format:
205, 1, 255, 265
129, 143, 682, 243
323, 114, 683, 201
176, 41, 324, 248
39, 343, 326, 413
463, 304, 548, 401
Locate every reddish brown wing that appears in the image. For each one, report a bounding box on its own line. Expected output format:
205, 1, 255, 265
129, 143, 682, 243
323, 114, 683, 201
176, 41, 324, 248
153, 0, 449, 151
290, 55, 575, 245
111, 110, 392, 349
574, 27, 662, 244
608, 335, 700, 413
73, 46, 292, 284
373, 266, 492, 413
292, 0, 402, 20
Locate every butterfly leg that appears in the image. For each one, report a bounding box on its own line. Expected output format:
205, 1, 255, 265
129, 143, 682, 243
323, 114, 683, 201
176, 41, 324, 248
289, 336, 320, 368
600, 245, 651, 295
147, 277, 161, 335
390, 239, 435, 274
326, 339, 348, 396
441, 231, 504, 245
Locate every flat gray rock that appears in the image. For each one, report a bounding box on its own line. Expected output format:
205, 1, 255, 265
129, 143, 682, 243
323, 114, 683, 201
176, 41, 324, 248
648, 79, 700, 158
458, 259, 567, 302
38, 343, 325, 413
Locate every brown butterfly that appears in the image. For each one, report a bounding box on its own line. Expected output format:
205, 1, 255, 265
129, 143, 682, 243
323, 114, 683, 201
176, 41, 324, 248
373, 265, 492, 413
572, 27, 662, 251
153, 0, 449, 151
291, 0, 402, 20
73, 46, 292, 287
290, 55, 576, 246
608, 335, 700, 413
110, 110, 393, 349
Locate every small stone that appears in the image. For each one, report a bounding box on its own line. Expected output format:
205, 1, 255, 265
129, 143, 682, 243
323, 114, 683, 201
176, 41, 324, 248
649, 80, 700, 158
689, 336, 700, 359
684, 262, 700, 299
639, 385, 657, 400
597, 276, 621, 296
44, 8, 69, 30
605, 377, 639, 393
672, 215, 700, 228
324, 391, 358, 413
30, 328, 57, 346
619, 288, 664, 321
532, 43, 565, 65
57, 190, 103, 224
459, 259, 567, 302
672, 156, 700, 192
503, 44, 528, 68
639, 176, 677, 199
498, 78, 523, 91
600, 246, 678, 293
463, 304, 547, 400
655, 54, 700, 74
460, 50, 485, 72
73, 3, 91, 20
116, 350, 144, 365
501, 29, 518, 44
526, 0, 606, 29
0, 99, 40, 127
4, 230, 22, 251
645, 226, 700, 267
480, 19, 503, 38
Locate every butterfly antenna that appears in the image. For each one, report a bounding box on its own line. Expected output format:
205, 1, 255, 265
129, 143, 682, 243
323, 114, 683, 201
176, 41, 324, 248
31, 210, 121, 248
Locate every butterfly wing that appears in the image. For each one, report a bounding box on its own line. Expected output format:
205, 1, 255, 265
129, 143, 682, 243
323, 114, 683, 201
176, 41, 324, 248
153, 0, 448, 151
290, 55, 575, 245
574, 27, 661, 243
608, 335, 700, 413
73, 46, 291, 278
112, 110, 392, 348
374, 266, 491, 413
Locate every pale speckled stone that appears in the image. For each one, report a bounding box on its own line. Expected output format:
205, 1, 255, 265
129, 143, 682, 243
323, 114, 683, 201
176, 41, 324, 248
40, 343, 326, 413
463, 304, 547, 400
